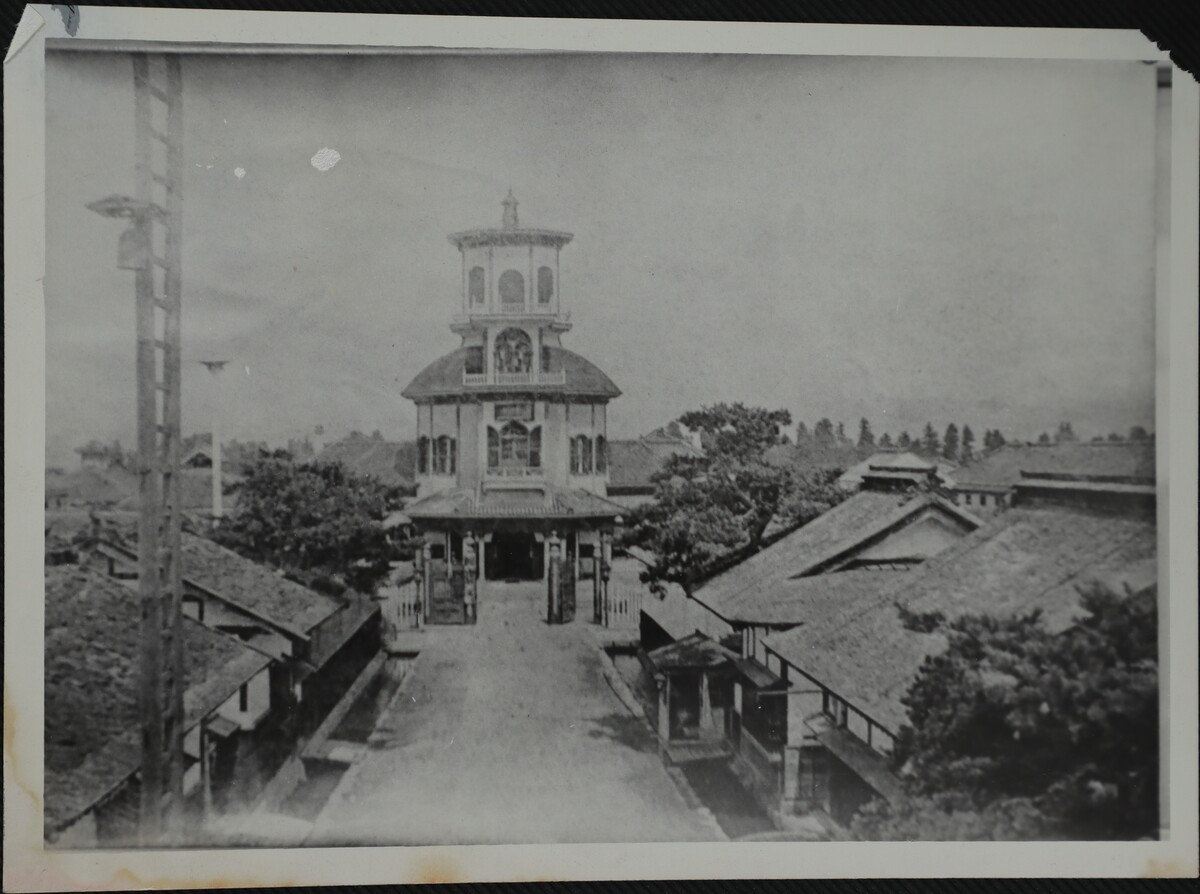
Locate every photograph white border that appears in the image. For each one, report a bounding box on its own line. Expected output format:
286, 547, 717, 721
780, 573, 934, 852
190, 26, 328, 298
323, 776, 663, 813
6, 5, 1198, 888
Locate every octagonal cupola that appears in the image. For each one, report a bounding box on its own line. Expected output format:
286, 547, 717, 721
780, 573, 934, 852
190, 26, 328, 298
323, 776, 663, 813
449, 190, 574, 331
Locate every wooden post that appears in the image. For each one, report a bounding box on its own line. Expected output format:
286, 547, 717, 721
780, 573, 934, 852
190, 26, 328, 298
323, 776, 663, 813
656, 674, 671, 746
700, 671, 714, 737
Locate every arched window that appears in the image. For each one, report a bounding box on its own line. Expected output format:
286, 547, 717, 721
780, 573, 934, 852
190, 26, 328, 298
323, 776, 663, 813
417, 436, 430, 474
434, 436, 456, 475
537, 266, 554, 304
488, 421, 541, 473
498, 269, 525, 307
494, 328, 533, 374
595, 435, 607, 473
468, 266, 485, 305
571, 434, 593, 474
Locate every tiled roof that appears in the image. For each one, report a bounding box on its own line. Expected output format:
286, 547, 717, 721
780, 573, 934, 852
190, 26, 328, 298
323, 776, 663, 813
402, 346, 620, 400
95, 523, 343, 639
607, 434, 702, 492
766, 506, 1157, 733
694, 491, 977, 621
114, 468, 242, 512
715, 569, 902, 627
405, 484, 624, 520
954, 441, 1155, 489
317, 437, 416, 488
46, 466, 137, 506
176, 536, 344, 636
44, 565, 270, 834
647, 632, 739, 670
839, 452, 957, 488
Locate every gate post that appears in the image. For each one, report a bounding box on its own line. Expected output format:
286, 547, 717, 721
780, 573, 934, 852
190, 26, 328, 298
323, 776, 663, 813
600, 531, 612, 627
463, 531, 478, 624
547, 531, 562, 624
420, 542, 432, 620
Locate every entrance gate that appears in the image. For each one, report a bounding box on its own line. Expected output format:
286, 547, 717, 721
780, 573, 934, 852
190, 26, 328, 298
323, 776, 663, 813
485, 531, 544, 581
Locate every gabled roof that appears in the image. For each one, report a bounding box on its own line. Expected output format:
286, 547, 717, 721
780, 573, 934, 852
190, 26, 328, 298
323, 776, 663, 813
44, 565, 271, 834
839, 451, 956, 488
607, 433, 703, 492
647, 632, 739, 670
405, 484, 625, 520
95, 526, 343, 639
317, 436, 416, 489
954, 441, 1155, 490
402, 346, 620, 400
765, 505, 1157, 733
693, 491, 980, 623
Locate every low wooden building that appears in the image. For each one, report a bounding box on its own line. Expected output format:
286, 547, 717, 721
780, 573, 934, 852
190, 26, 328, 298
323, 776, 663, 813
44, 565, 272, 846
762, 482, 1157, 829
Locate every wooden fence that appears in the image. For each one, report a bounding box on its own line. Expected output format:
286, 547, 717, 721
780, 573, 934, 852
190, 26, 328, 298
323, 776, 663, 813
603, 586, 643, 628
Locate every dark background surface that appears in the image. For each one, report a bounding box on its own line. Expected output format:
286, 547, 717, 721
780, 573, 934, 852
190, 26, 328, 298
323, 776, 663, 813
4, 0, 1199, 77
7, 0, 1195, 891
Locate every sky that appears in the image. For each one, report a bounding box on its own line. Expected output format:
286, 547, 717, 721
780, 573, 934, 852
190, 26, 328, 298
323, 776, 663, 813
44, 52, 1160, 468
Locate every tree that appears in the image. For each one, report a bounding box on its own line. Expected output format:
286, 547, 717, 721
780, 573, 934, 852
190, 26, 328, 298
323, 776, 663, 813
921, 423, 941, 457
897, 431, 913, 450
213, 450, 406, 594
1128, 425, 1150, 441
1107, 432, 1123, 442
1055, 421, 1078, 443
795, 421, 812, 449
960, 425, 976, 464
879, 432, 895, 450
852, 584, 1158, 841
1038, 432, 1052, 444
813, 418, 837, 451
942, 424, 960, 463
857, 418, 876, 454
621, 403, 838, 595
836, 421, 851, 447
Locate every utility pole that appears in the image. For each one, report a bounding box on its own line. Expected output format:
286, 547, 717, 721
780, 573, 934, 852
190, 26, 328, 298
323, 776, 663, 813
87, 53, 185, 845
200, 360, 229, 523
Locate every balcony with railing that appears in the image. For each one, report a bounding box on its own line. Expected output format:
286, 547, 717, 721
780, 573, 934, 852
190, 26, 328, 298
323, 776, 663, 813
462, 370, 566, 387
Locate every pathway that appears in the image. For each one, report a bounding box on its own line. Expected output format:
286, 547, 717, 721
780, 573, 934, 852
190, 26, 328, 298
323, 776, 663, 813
307, 581, 715, 845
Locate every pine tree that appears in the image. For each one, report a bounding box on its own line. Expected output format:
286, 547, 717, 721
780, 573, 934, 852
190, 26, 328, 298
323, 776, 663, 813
813, 418, 836, 450
921, 423, 940, 457
795, 421, 811, 447
857, 418, 876, 453
960, 425, 976, 463
942, 424, 960, 462
897, 431, 913, 450
879, 432, 895, 450
836, 421, 850, 446
1055, 421, 1078, 443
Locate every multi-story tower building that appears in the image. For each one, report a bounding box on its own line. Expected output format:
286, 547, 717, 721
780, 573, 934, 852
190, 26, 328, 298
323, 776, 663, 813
402, 193, 623, 623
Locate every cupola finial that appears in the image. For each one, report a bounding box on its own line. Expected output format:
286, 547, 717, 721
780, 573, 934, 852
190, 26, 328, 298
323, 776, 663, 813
502, 188, 519, 229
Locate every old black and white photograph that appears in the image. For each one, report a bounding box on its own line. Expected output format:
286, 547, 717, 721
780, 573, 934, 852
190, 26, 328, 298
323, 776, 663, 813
5, 5, 1198, 887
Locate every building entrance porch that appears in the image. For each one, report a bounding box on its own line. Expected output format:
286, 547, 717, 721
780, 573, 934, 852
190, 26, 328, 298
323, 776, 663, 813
484, 531, 544, 581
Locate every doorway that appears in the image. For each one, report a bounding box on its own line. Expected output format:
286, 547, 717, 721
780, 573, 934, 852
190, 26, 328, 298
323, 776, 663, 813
485, 531, 544, 581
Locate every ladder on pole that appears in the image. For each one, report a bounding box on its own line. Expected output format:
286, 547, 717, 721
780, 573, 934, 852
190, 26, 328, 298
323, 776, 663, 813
131, 53, 185, 844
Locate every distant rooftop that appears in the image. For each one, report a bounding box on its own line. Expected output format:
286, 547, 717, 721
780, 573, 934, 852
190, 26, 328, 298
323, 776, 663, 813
954, 440, 1155, 490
